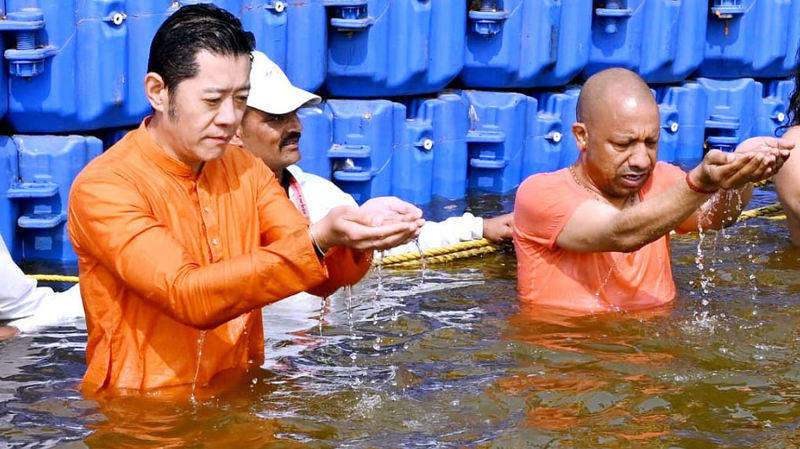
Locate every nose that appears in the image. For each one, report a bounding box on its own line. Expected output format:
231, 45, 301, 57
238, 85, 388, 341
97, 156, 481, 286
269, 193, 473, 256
215, 96, 240, 128
287, 112, 303, 133
628, 142, 652, 171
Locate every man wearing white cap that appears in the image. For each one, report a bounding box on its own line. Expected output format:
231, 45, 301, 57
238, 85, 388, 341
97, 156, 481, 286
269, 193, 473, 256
233, 51, 513, 258
231, 51, 513, 362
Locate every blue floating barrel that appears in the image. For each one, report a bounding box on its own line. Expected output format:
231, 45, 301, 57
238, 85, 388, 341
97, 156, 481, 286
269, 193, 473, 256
755, 78, 795, 138
402, 94, 471, 202
241, 0, 328, 93
392, 113, 434, 205
656, 83, 708, 163
0, 136, 20, 262
584, 0, 708, 84
523, 91, 574, 177
699, 0, 800, 79
5, 0, 171, 133
461, 0, 592, 89
325, 0, 466, 97
462, 90, 536, 194
10, 135, 102, 263
297, 105, 334, 180
299, 99, 403, 204
696, 78, 761, 152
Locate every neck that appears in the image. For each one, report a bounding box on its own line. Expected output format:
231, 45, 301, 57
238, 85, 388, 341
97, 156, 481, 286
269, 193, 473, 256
147, 114, 203, 174
276, 168, 290, 194
570, 163, 634, 209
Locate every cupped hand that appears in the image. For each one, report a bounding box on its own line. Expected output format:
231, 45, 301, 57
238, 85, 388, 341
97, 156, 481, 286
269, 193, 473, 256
312, 204, 425, 252
695, 136, 795, 190
358, 196, 424, 226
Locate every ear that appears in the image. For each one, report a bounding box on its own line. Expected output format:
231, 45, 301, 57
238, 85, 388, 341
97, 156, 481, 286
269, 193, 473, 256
144, 72, 168, 113
572, 122, 589, 152
230, 126, 244, 147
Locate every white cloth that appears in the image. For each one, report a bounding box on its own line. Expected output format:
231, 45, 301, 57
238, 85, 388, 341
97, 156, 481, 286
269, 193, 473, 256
0, 234, 85, 333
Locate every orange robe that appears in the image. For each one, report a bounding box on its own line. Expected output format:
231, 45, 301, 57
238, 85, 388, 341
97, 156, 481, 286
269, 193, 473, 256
68, 119, 370, 394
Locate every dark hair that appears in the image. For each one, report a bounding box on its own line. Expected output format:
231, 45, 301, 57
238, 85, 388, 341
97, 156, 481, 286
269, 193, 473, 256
787, 44, 800, 129
147, 4, 255, 96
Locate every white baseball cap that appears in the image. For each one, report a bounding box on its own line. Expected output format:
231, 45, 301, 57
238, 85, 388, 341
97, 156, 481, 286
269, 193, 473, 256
247, 50, 321, 115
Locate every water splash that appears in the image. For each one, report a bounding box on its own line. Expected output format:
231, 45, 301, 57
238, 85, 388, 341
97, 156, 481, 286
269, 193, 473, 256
695, 198, 712, 297
414, 238, 427, 285
345, 284, 354, 335
190, 330, 206, 404
318, 295, 328, 335
375, 250, 385, 299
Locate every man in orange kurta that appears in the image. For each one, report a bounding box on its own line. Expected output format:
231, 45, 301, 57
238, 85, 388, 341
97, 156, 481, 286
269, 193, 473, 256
67, 4, 423, 394
514, 68, 792, 316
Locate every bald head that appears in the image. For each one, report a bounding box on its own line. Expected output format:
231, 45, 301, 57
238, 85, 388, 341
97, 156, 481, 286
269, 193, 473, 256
577, 68, 656, 125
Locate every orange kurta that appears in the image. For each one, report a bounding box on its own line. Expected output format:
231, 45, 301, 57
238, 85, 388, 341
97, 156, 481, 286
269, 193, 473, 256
68, 119, 370, 394
514, 162, 685, 313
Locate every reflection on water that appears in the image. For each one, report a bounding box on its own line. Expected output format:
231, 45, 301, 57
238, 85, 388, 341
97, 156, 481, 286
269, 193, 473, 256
5, 192, 800, 447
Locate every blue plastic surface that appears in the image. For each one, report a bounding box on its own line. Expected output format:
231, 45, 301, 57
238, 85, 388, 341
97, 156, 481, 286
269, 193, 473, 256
0, 136, 21, 262
755, 78, 795, 138
241, 0, 328, 93
462, 90, 534, 194
299, 100, 403, 204
584, 0, 708, 84
4, 1, 329, 133
405, 93, 471, 202
461, 0, 592, 88
523, 92, 572, 177
391, 110, 434, 205
697, 78, 762, 152
655, 83, 709, 163
325, 0, 465, 97
0, 135, 101, 264
296, 106, 334, 180
5, 0, 168, 133
699, 0, 800, 79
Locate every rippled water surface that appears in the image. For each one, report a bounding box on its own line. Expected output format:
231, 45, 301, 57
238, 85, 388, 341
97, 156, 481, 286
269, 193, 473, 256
4, 190, 800, 448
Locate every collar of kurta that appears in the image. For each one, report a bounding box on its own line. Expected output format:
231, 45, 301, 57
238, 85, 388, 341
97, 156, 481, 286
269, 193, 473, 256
135, 117, 202, 179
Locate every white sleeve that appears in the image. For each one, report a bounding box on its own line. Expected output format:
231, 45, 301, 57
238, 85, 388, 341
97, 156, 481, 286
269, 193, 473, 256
289, 166, 358, 224
0, 235, 53, 321
381, 213, 484, 257
8, 284, 85, 333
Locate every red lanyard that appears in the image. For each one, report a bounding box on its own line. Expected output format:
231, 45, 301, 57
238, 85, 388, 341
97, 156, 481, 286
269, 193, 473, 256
287, 174, 310, 220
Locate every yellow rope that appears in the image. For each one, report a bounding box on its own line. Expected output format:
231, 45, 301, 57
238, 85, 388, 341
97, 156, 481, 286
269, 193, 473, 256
378, 244, 501, 268
26, 274, 79, 283
737, 203, 784, 221
377, 238, 502, 267
752, 177, 773, 188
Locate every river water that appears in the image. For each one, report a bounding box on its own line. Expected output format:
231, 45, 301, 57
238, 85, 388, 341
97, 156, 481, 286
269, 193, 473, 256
3, 189, 800, 448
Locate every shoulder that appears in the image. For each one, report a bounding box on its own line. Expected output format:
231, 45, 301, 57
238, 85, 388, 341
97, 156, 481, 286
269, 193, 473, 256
781, 125, 800, 141
72, 134, 137, 190
517, 169, 572, 199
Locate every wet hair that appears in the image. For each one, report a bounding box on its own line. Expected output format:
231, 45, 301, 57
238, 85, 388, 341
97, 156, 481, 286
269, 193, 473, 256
786, 44, 800, 129
147, 4, 255, 117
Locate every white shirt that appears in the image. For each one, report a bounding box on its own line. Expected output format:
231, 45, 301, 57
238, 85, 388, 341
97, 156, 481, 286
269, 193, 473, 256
0, 235, 84, 333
